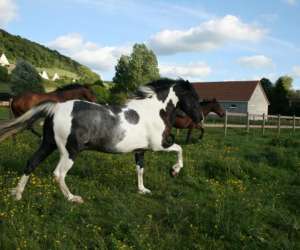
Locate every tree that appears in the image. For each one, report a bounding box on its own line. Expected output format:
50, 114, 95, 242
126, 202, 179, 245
271, 76, 293, 115
78, 65, 101, 85
113, 43, 160, 93
10, 60, 44, 95
260, 78, 273, 100
0, 65, 9, 82
113, 55, 130, 91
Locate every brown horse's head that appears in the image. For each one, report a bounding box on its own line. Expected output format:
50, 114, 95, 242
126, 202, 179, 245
82, 84, 97, 102
201, 98, 225, 117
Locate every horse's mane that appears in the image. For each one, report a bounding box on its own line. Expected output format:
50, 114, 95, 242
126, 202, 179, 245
55, 84, 88, 92
201, 98, 217, 105
133, 78, 188, 99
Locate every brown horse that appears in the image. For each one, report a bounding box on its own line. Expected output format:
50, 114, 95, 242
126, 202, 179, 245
11, 84, 97, 136
174, 98, 225, 143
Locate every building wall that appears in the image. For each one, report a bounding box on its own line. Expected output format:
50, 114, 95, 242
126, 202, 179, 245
247, 84, 269, 116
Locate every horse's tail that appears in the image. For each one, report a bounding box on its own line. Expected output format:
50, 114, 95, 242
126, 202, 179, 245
0, 102, 57, 142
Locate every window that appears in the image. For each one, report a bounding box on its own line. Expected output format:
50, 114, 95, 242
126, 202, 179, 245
230, 104, 237, 109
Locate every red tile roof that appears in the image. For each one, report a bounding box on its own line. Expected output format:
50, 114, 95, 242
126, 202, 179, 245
192, 81, 260, 102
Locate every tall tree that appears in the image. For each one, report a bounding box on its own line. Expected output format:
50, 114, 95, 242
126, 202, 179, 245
112, 55, 131, 92
260, 78, 273, 100
10, 60, 44, 95
113, 43, 160, 93
272, 76, 293, 115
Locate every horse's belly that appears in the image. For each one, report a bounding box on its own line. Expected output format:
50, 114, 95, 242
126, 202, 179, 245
114, 126, 149, 153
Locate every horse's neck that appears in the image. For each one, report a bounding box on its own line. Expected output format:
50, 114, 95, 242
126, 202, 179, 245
127, 93, 178, 122
200, 104, 212, 116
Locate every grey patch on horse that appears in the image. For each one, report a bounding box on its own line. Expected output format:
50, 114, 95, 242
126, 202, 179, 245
124, 109, 139, 124
66, 101, 126, 154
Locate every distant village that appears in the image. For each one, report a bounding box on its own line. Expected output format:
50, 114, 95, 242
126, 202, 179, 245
0, 52, 61, 81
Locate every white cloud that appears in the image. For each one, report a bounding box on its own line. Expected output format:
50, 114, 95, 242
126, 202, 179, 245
48, 33, 131, 73
159, 62, 211, 80
284, 0, 297, 6
237, 55, 274, 69
292, 65, 300, 77
0, 0, 18, 27
148, 15, 266, 55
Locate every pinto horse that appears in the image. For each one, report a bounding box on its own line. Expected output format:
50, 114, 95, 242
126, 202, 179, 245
10, 84, 97, 136
174, 98, 225, 143
0, 79, 201, 203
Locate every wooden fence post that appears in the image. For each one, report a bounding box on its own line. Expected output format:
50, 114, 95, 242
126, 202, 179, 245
293, 115, 296, 133
262, 113, 266, 136
224, 110, 228, 136
9, 98, 13, 119
277, 114, 281, 135
246, 112, 250, 133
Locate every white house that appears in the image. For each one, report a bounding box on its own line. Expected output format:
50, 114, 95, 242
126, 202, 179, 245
193, 80, 270, 119
52, 73, 60, 81
40, 70, 49, 80
0, 53, 10, 67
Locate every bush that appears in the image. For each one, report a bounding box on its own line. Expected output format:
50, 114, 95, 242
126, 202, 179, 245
90, 85, 110, 104
10, 60, 44, 95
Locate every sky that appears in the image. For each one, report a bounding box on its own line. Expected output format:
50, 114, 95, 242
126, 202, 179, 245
1, 0, 300, 89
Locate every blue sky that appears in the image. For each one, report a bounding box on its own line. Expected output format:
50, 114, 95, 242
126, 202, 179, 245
1, 0, 300, 89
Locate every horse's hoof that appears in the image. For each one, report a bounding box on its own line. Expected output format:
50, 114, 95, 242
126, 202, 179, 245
69, 195, 84, 204
169, 168, 178, 177
138, 187, 151, 194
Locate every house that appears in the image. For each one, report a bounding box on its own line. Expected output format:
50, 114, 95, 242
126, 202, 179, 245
192, 80, 269, 118
0, 53, 10, 67
52, 73, 60, 81
40, 70, 49, 80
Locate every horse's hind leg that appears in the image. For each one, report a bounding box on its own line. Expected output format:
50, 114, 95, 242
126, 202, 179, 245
11, 116, 56, 200
11, 140, 56, 200
53, 148, 83, 203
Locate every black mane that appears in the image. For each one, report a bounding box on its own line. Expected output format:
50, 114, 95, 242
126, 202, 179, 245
55, 84, 87, 92
146, 78, 184, 91
133, 78, 191, 100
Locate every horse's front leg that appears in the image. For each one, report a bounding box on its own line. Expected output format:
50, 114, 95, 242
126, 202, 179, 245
160, 143, 183, 177
134, 151, 151, 194
197, 123, 204, 140
186, 128, 193, 143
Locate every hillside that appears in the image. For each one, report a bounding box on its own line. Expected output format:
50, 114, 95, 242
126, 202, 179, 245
0, 29, 99, 82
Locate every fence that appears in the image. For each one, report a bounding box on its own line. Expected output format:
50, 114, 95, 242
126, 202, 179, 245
204, 111, 300, 136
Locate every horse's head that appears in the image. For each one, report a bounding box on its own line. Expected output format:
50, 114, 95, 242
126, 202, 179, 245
174, 80, 202, 123
201, 98, 225, 117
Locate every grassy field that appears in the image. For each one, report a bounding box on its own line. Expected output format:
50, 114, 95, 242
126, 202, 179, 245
0, 128, 299, 250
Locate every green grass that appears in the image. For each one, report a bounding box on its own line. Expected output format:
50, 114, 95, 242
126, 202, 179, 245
0, 128, 299, 249
0, 107, 10, 120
